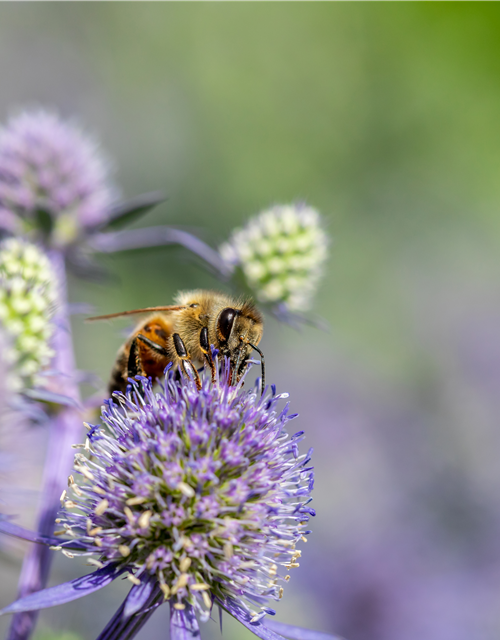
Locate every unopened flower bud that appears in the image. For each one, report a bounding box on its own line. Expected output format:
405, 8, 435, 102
0, 238, 58, 388
220, 204, 328, 312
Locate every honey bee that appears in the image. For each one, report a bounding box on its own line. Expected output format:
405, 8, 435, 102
88, 290, 265, 396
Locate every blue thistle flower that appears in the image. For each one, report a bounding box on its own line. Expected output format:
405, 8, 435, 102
0, 363, 338, 640
0, 109, 117, 246
0, 108, 228, 279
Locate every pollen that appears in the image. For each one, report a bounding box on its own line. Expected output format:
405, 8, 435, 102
124, 506, 135, 523
160, 583, 170, 599
191, 583, 210, 591
202, 591, 211, 609
126, 496, 146, 506
178, 481, 195, 498
89, 527, 103, 536
94, 499, 108, 516
179, 557, 191, 572
138, 510, 152, 529
75, 465, 94, 481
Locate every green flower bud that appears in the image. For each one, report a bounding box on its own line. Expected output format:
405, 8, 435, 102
0, 238, 58, 388
220, 204, 328, 312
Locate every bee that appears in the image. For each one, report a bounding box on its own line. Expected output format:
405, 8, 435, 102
88, 290, 265, 396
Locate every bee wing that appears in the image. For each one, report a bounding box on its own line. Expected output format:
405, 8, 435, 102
86, 305, 187, 322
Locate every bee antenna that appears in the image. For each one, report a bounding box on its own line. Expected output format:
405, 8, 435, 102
247, 342, 265, 396
86, 305, 187, 322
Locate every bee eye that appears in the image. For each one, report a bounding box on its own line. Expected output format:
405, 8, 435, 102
217, 308, 237, 341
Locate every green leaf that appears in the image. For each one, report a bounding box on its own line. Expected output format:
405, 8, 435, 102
100, 191, 166, 231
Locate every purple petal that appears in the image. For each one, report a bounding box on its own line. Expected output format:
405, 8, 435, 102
24, 388, 80, 408
91, 226, 231, 278
122, 575, 158, 619
170, 604, 200, 640
220, 598, 285, 640
265, 620, 345, 640
96, 579, 163, 640
0, 517, 86, 551
0, 565, 123, 615
0, 518, 65, 547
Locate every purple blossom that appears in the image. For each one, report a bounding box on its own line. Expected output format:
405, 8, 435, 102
61, 362, 313, 620
0, 109, 117, 243
0, 362, 339, 640
0, 109, 230, 279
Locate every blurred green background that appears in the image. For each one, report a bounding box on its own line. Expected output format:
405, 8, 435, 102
2, 3, 500, 640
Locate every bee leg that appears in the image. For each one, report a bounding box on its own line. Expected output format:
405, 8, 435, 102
172, 333, 202, 390
199, 327, 216, 383
127, 337, 146, 379
136, 334, 169, 357
126, 334, 170, 389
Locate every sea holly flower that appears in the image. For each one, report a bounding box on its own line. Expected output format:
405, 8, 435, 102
0, 108, 229, 277
0, 364, 339, 640
0, 109, 117, 246
0, 237, 58, 390
219, 204, 329, 314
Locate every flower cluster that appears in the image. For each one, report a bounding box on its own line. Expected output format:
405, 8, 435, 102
220, 204, 328, 312
0, 238, 58, 389
57, 363, 314, 624
0, 109, 117, 247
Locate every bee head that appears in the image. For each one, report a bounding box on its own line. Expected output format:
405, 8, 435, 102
215, 303, 264, 391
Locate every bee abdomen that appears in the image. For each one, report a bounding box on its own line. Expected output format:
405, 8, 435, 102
108, 348, 129, 395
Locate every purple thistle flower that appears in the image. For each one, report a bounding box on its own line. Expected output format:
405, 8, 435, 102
0, 108, 230, 278
0, 363, 339, 640
0, 109, 117, 244
60, 362, 312, 619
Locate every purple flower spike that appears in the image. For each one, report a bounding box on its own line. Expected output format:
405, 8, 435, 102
170, 604, 200, 640
1, 362, 337, 640
0, 565, 124, 615
57, 362, 314, 623
0, 109, 117, 246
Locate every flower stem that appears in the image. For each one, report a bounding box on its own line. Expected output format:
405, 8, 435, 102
8, 251, 82, 640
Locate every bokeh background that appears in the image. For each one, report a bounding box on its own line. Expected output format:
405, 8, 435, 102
2, 3, 500, 640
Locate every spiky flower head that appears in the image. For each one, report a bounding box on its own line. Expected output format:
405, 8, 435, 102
220, 204, 328, 312
58, 363, 314, 623
0, 238, 58, 389
0, 109, 116, 247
